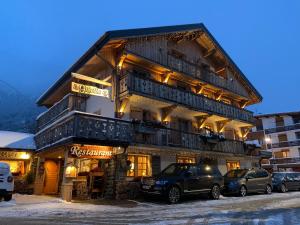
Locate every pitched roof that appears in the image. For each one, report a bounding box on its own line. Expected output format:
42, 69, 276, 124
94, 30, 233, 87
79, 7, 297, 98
0, 131, 36, 150
37, 23, 262, 105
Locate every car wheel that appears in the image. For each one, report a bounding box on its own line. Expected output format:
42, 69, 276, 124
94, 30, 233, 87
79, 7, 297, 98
210, 185, 220, 200
167, 186, 181, 204
239, 185, 247, 197
280, 184, 288, 193
4, 194, 12, 201
265, 184, 272, 194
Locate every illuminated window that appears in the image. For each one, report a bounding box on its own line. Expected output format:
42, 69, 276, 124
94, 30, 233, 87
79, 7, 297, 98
0, 160, 25, 176
127, 155, 135, 177
226, 161, 240, 171
127, 155, 150, 177
177, 156, 196, 164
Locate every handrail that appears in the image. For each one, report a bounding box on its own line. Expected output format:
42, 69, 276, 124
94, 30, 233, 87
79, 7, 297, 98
120, 72, 254, 124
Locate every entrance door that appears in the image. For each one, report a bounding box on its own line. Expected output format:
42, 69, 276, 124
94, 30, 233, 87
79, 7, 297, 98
44, 160, 59, 194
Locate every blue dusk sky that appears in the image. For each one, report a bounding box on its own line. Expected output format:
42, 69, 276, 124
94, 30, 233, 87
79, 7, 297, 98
0, 0, 299, 114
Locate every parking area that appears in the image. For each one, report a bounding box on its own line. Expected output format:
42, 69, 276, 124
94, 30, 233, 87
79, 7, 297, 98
1, 192, 300, 224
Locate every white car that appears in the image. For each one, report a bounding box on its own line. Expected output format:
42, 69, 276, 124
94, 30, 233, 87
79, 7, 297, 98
0, 162, 14, 201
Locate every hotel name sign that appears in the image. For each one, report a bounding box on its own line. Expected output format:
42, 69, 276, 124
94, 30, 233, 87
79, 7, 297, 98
0, 151, 30, 160
71, 82, 110, 98
69, 145, 112, 159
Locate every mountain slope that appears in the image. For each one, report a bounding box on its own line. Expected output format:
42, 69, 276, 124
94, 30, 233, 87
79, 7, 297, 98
0, 80, 44, 133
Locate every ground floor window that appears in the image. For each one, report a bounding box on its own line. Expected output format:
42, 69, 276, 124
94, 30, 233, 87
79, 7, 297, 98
177, 156, 196, 163
0, 160, 25, 176
226, 161, 240, 171
127, 155, 150, 177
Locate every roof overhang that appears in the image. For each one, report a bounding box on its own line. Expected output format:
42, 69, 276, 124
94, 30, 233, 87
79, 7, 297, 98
37, 23, 262, 106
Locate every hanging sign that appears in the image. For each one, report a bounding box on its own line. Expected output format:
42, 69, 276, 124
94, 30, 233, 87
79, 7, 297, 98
0, 151, 30, 160
71, 82, 110, 98
69, 145, 113, 159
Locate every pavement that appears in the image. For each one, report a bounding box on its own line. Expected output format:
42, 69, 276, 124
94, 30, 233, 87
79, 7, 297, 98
1, 192, 300, 225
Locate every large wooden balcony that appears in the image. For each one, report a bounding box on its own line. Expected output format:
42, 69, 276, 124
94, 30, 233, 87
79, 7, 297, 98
35, 111, 245, 155
35, 111, 133, 150
120, 73, 254, 124
125, 50, 249, 98
133, 122, 245, 154
35, 95, 246, 154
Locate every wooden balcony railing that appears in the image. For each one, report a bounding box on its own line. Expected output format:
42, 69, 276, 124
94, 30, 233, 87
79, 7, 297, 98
270, 140, 300, 149
36, 94, 87, 131
269, 157, 300, 165
166, 54, 249, 97
125, 49, 249, 98
133, 124, 245, 155
35, 111, 133, 149
35, 110, 246, 155
120, 73, 255, 124
263, 123, 300, 134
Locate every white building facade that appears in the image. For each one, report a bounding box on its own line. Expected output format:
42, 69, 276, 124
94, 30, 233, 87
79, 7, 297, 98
249, 112, 300, 172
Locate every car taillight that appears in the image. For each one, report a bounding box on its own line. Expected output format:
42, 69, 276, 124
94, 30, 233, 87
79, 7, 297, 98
7, 176, 13, 183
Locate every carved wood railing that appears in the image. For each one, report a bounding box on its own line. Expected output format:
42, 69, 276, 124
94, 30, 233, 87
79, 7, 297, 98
133, 122, 245, 154
35, 112, 133, 149
167, 54, 249, 97
120, 73, 255, 124
35, 112, 245, 155
125, 49, 249, 98
36, 94, 87, 131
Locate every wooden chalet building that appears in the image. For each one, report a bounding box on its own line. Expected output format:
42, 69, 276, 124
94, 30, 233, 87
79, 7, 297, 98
33, 23, 262, 201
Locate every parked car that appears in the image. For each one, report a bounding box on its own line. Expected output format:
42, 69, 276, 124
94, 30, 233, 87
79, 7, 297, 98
0, 162, 14, 201
272, 172, 300, 193
223, 168, 272, 197
140, 163, 224, 204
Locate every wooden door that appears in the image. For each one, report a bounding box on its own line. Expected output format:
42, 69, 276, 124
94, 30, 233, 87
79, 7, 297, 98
44, 160, 58, 194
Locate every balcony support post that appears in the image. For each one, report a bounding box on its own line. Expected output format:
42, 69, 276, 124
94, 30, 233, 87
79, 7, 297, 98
162, 71, 172, 84
215, 91, 223, 101
196, 83, 207, 94
161, 105, 177, 122
195, 114, 212, 129
240, 126, 252, 139
216, 119, 232, 133
117, 98, 129, 118
240, 100, 249, 109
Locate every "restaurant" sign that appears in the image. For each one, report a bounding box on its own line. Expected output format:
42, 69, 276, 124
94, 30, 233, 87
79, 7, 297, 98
71, 82, 110, 98
69, 145, 112, 159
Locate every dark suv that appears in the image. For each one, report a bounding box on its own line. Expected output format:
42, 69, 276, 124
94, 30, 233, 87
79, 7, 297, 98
223, 168, 272, 197
140, 163, 224, 204
272, 172, 300, 193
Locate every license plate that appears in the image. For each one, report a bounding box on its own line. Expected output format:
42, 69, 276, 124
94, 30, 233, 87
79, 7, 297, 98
143, 185, 151, 190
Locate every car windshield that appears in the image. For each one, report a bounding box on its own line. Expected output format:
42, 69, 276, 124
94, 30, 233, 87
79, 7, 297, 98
272, 173, 285, 179
225, 169, 248, 178
160, 164, 189, 176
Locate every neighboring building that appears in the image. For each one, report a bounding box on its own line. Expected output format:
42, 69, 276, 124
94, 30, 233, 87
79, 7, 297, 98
33, 23, 263, 201
0, 131, 35, 182
248, 111, 300, 172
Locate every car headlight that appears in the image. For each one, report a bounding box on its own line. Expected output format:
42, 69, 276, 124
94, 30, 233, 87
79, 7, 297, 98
155, 180, 168, 185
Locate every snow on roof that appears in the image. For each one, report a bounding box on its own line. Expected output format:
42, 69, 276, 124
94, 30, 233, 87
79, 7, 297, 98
0, 131, 36, 150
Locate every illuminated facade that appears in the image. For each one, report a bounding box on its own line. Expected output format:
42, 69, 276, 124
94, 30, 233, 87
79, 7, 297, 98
33, 24, 263, 200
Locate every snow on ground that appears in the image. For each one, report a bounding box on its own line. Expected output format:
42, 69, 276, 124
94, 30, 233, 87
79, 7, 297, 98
1, 192, 300, 224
